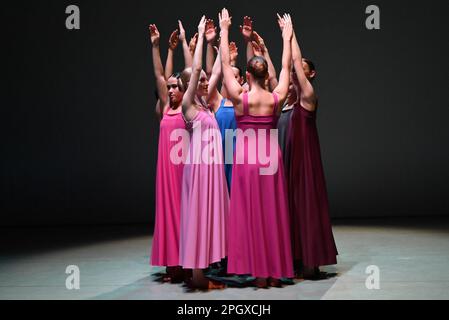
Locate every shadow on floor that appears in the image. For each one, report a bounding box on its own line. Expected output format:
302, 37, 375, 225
90, 269, 342, 300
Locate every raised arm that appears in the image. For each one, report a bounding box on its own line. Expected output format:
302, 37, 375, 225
240, 16, 254, 63
253, 31, 278, 90
229, 42, 238, 66
149, 24, 168, 117
189, 33, 199, 62
178, 20, 193, 68
291, 29, 316, 111
206, 47, 223, 109
164, 29, 179, 80
182, 16, 206, 121
265, 48, 279, 91
219, 8, 243, 107
272, 14, 293, 111
205, 19, 217, 78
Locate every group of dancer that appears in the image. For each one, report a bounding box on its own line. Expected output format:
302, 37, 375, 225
149, 8, 338, 289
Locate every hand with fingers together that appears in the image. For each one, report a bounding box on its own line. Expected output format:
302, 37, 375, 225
251, 40, 263, 57
178, 20, 186, 42
149, 24, 160, 46
229, 41, 238, 63
218, 8, 232, 31
281, 13, 293, 41
252, 31, 266, 54
197, 15, 207, 35
189, 33, 199, 56
277, 13, 285, 31
168, 29, 179, 50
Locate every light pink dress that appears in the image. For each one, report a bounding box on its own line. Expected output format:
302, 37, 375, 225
179, 108, 229, 269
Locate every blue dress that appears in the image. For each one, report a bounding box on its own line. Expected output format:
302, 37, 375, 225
215, 98, 237, 192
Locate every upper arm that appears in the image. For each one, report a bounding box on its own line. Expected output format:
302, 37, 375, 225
273, 67, 290, 105
182, 67, 202, 121
207, 53, 222, 103
207, 91, 222, 113
155, 75, 168, 109
222, 64, 243, 103
292, 59, 316, 110
155, 100, 162, 119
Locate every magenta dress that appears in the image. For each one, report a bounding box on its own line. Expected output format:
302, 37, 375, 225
151, 110, 186, 267
288, 102, 338, 267
179, 108, 229, 269
227, 92, 294, 279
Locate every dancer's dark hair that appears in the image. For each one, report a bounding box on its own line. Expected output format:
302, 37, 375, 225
247, 56, 268, 81
303, 58, 316, 72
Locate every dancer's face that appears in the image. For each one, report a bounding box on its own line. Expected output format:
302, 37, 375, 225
232, 67, 244, 85
302, 59, 316, 80
196, 71, 209, 97
167, 77, 183, 106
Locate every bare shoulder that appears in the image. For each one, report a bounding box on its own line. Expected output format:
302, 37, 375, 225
300, 94, 318, 112
232, 92, 245, 116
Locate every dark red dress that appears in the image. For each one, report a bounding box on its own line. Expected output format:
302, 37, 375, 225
288, 102, 338, 268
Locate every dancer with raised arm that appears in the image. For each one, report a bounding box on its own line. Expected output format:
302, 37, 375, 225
282, 15, 338, 278
179, 16, 229, 289
204, 19, 244, 192
164, 29, 178, 80
277, 70, 298, 176
148, 24, 186, 283
219, 8, 294, 288
240, 17, 277, 91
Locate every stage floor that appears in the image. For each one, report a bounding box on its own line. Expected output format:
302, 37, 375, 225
1, 217, 448, 300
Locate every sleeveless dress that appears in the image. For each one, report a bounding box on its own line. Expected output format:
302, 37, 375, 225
151, 109, 186, 267
227, 92, 294, 279
289, 102, 338, 267
179, 108, 229, 269
215, 98, 237, 192
277, 104, 293, 177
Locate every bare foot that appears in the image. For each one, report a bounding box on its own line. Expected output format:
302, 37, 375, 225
162, 274, 172, 282
187, 269, 226, 290
186, 277, 225, 290
268, 278, 282, 287
252, 277, 268, 288
167, 266, 184, 283
207, 279, 226, 289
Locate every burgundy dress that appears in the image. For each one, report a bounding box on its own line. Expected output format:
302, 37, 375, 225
288, 102, 338, 267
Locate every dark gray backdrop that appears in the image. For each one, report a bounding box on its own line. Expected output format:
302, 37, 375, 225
2, 0, 449, 226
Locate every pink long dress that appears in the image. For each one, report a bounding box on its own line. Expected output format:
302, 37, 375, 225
227, 92, 294, 279
179, 108, 229, 269
151, 109, 186, 267
288, 102, 338, 267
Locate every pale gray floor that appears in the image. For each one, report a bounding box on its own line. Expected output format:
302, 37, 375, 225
1, 218, 449, 300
